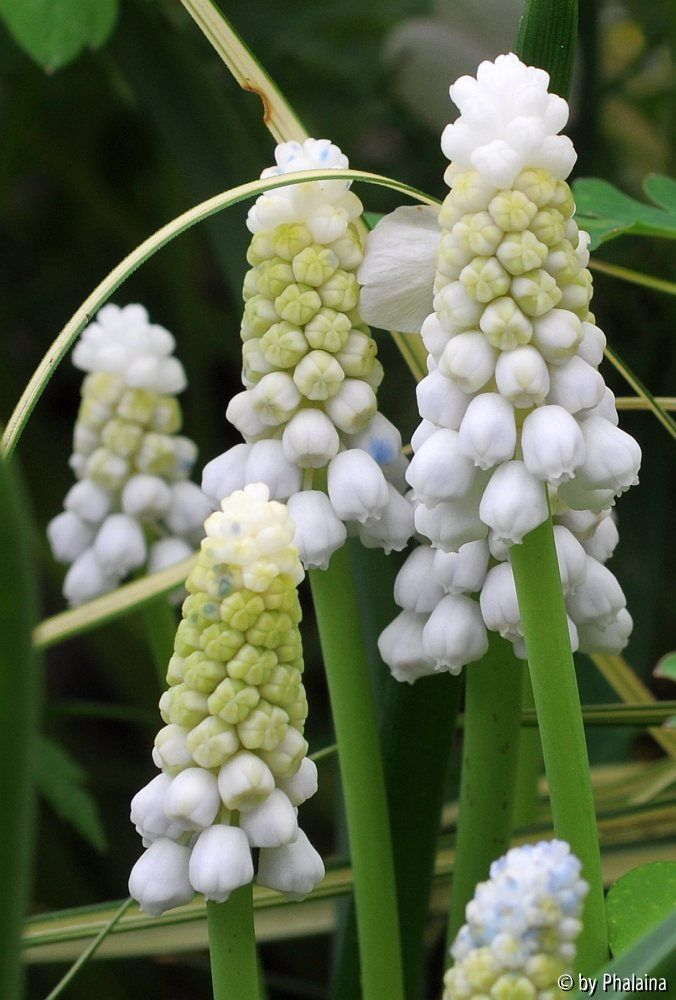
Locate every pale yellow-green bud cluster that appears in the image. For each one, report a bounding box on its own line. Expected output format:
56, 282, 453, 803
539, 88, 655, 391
157, 483, 308, 778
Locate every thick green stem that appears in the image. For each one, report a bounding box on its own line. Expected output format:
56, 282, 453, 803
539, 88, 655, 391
512, 669, 541, 829
140, 596, 177, 689
510, 516, 608, 972
446, 634, 523, 956
207, 886, 260, 1000
516, 0, 578, 97
310, 546, 405, 1000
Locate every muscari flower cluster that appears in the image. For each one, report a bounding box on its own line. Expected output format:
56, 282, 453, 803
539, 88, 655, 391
364, 55, 639, 680
201, 138, 414, 571
444, 840, 588, 1000
47, 304, 211, 606
129, 484, 324, 916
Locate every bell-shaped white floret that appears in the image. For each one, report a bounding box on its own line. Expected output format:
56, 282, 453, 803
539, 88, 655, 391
277, 758, 318, 807
166, 482, 212, 539
93, 514, 147, 575
576, 321, 606, 367
432, 539, 489, 595
286, 490, 346, 570
188, 825, 254, 902
201, 444, 252, 504
244, 439, 303, 501
226, 392, 270, 441
47, 511, 95, 564
520, 404, 585, 485
327, 449, 389, 524
415, 490, 488, 553
239, 788, 299, 848
217, 751, 275, 811
64, 479, 113, 523
348, 413, 403, 467
479, 461, 548, 545
130, 773, 184, 844
378, 610, 436, 683
422, 593, 489, 673
164, 767, 221, 830
438, 331, 498, 393
494, 345, 550, 407
121, 475, 173, 520
63, 547, 119, 606
407, 428, 478, 504
153, 724, 193, 773
574, 416, 641, 495
581, 513, 619, 563
566, 556, 626, 627
358, 485, 414, 553
282, 409, 340, 467
531, 308, 582, 363
148, 537, 193, 574
458, 393, 517, 470
323, 379, 377, 434
479, 563, 522, 641
552, 525, 588, 594
257, 829, 325, 900
416, 370, 471, 430
394, 545, 444, 612
129, 839, 193, 916
577, 607, 632, 655
546, 356, 605, 414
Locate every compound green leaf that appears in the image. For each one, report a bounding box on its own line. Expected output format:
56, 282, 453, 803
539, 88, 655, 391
0, 0, 118, 71
574, 175, 676, 249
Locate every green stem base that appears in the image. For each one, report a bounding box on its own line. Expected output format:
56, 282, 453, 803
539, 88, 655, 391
207, 886, 260, 1000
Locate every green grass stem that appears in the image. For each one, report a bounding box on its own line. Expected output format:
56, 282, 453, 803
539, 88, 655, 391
207, 886, 260, 1000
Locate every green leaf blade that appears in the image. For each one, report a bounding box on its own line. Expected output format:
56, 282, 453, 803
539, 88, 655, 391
0, 0, 118, 71
35, 736, 107, 853
606, 862, 676, 957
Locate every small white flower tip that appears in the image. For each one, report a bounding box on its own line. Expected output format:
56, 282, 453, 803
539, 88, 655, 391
277, 757, 318, 807
286, 490, 347, 570
47, 511, 95, 564
217, 751, 276, 812
148, 537, 193, 574
432, 539, 490, 596
479, 563, 521, 641
129, 839, 193, 916
358, 205, 440, 334
520, 404, 585, 485
63, 547, 118, 606
257, 829, 325, 900
201, 444, 252, 504
347, 412, 403, 466
239, 788, 299, 848
327, 449, 389, 524
479, 460, 548, 546
358, 484, 414, 554
416, 370, 470, 430
575, 416, 641, 495
407, 427, 479, 505
188, 825, 254, 902
121, 475, 172, 521
64, 480, 113, 524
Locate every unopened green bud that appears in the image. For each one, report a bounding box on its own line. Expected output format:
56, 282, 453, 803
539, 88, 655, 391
450, 169, 497, 213
459, 256, 511, 303
183, 652, 228, 694
543, 241, 580, 283
227, 644, 277, 686
453, 212, 503, 256
272, 223, 313, 261
241, 295, 279, 341
259, 725, 308, 778
85, 447, 130, 489
550, 179, 575, 218
292, 245, 339, 286
242, 338, 275, 381
220, 590, 266, 631
262, 574, 298, 612
488, 190, 538, 232
260, 665, 302, 707
150, 396, 181, 434
530, 209, 566, 247
200, 622, 246, 662
246, 610, 293, 648
83, 371, 125, 407
186, 715, 239, 768
257, 258, 295, 299
166, 683, 209, 728
260, 321, 308, 369
511, 269, 562, 317
318, 270, 359, 311
480, 296, 533, 350
135, 433, 176, 475
166, 655, 185, 686
513, 168, 557, 208
79, 397, 112, 431
305, 307, 351, 352
242, 267, 259, 301
559, 269, 593, 317
490, 974, 536, 1000
117, 388, 158, 425
293, 349, 345, 400
274, 283, 322, 326
329, 225, 363, 269
101, 418, 143, 458
208, 676, 260, 724
496, 230, 548, 276
335, 330, 376, 377
182, 593, 221, 629
247, 230, 276, 265
174, 619, 202, 657
237, 699, 288, 751
364, 357, 384, 389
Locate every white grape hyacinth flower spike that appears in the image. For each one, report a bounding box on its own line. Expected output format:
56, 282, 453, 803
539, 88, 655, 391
129, 484, 324, 915
361, 54, 639, 681
200, 138, 414, 572
47, 304, 211, 606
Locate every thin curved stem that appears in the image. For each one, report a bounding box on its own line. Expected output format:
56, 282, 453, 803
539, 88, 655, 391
589, 257, 676, 297
510, 514, 608, 973
310, 546, 405, 1000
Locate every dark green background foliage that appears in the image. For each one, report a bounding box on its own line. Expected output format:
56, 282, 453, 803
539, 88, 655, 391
0, 1, 674, 997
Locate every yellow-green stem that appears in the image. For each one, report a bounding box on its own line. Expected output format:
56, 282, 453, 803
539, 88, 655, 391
510, 515, 608, 973
445, 635, 523, 957
310, 546, 405, 1000
207, 886, 260, 1000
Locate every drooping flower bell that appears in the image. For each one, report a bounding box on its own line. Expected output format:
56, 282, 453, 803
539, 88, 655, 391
443, 840, 588, 1000
360, 55, 639, 677
129, 484, 324, 915
201, 138, 414, 571
47, 304, 211, 605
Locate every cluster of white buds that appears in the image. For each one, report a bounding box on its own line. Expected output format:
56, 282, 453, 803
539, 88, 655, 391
444, 840, 588, 1000
201, 139, 414, 571
47, 305, 211, 605
128, 484, 324, 916
361, 55, 639, 677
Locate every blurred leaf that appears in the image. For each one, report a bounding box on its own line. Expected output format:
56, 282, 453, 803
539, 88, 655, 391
574, 909, 676, 998
607, 862, 676, 956
655, 652, 676, 684
574, 174, 676, 249
0, 0, 118, 71
34, 736, 106, 853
